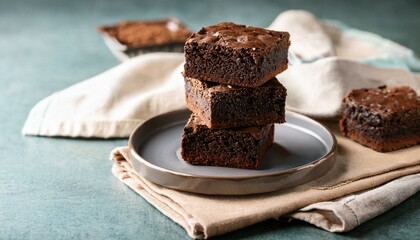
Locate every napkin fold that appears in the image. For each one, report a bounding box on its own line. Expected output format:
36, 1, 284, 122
280, 58, 418, 118
110, 123, 420, 238
22, 53, 185, 138
22, 10, 420, 138
269, 10, 420, 71
289, 173, 420, 232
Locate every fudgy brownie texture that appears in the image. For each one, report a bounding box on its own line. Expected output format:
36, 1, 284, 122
98, 18, 192, 53
185, 76, 287, 129
181, 114, 274, 169
184, 22, 290, 87
339, 86, 420, 152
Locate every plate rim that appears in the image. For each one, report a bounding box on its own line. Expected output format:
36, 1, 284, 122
128, 109, 337, 181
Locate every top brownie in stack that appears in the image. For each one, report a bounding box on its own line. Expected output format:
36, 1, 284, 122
184, 22, 290, 87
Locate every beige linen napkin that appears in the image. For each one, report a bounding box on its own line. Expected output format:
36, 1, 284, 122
110, 123, 420, 239
289, 173, 420, 232
22, 53, 185, 138
268, 10, 420, 69
280, 58, 418, 118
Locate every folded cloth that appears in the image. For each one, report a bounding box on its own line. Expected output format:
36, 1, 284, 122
110, 123, 420, 238
269, 10, 420, 71
22, 53, 185, 138
289, 173, 420, 232
22, 10, 420, 138
280, 57, 419, 118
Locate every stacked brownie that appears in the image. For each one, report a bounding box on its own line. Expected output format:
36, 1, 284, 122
180, 22, 290, 169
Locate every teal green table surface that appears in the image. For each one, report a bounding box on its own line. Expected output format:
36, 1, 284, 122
1, 0, 419, 239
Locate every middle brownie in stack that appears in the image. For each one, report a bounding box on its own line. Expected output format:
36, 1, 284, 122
181, 22, 290, 169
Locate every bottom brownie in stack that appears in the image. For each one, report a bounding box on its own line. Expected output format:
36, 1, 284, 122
181, 114, 274, 170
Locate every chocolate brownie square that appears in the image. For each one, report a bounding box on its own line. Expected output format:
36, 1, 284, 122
185, 76, 287, 129
98, 18, 192, 56
340, 86, 420, 152
184, 22, 290, 87
181, 114, 274, 169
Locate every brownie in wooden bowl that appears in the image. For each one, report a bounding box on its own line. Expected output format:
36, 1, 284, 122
181, 114, 274, 170
98, 18, 192, 60
184, 76, 287, 129
339, 86, 420, 152
184, 22, 290, 87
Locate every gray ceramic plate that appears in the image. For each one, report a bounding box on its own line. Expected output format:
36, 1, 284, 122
129, 109, 337, 195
